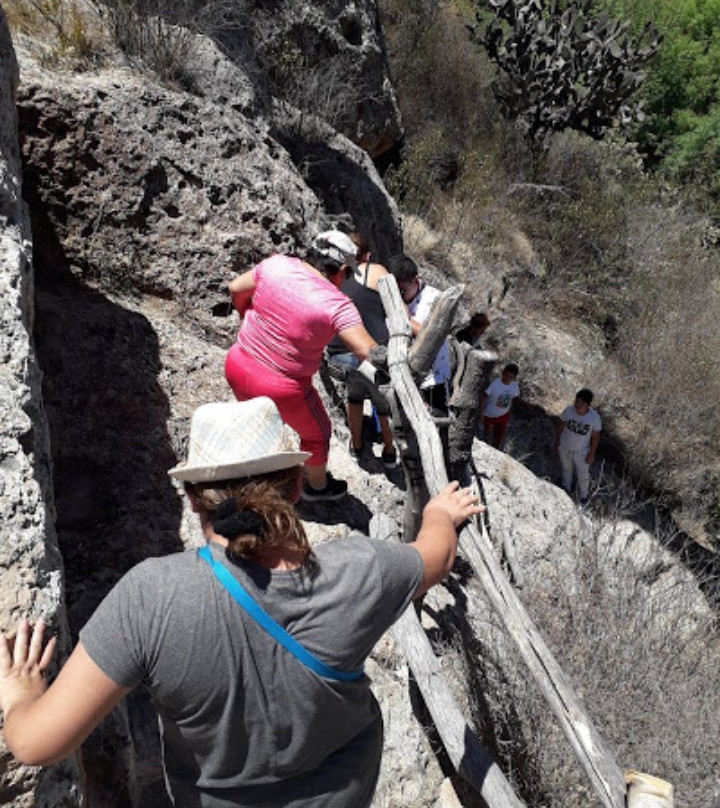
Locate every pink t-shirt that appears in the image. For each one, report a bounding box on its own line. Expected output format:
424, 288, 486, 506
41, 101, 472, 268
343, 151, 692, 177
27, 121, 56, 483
236, 255, 362, 379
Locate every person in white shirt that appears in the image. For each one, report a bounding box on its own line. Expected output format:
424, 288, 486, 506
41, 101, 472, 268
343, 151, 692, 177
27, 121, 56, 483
481, 363, 520, 448
553, 388, 601, 503
389, 254, 451, 416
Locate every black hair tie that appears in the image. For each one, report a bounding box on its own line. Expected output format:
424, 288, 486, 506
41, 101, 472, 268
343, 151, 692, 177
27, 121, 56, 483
212, 499, 264, 539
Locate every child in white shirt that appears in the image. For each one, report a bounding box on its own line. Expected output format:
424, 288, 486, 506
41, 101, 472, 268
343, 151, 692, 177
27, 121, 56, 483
481, 364, 520, 448
553, 388, 602, 502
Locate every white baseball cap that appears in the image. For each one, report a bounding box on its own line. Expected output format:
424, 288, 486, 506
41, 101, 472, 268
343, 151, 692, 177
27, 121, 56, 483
311, 230, 358, 269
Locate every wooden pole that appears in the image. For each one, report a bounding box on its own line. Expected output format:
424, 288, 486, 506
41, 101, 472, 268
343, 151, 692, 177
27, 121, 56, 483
407, 285, 464, 380
378, 276, 446, 539
447, 340, 497, 481
370, 514, 527, 808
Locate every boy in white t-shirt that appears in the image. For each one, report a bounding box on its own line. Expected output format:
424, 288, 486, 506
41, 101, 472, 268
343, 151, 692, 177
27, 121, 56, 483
554, 388, 602, 502
481, 364, 520, 448
389, 254, 451, 416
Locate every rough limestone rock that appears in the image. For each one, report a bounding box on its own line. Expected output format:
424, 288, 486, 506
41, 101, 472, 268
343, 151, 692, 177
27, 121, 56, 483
238, 0, 403, 157
182, 31, 260, 118
17, 57, 324, 334
123, 1, 402, 159
0, 10, 82, 806
6, 34, 407, 807
272, 103, 404, 259
471, 440, 711, 607
17, 44, 403, 327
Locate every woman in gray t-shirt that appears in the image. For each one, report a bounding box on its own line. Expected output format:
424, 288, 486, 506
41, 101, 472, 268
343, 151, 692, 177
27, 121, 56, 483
0, 397, 481, 807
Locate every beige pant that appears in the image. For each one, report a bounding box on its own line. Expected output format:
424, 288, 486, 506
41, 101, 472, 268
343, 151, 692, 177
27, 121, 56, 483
559, 444, 590, 499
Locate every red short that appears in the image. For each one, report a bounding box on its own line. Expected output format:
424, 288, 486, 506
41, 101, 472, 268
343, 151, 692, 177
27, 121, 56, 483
225, 344, 330, 466
483, 411, 510, 445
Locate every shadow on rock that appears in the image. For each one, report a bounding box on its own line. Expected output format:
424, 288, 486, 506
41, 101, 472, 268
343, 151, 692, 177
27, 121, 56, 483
278, 138, 402, 258
35, 270, 183, 632
297, 492, 373, 534
32, 208, 180, 808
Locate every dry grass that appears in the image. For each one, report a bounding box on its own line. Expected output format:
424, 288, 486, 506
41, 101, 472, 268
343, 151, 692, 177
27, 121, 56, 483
380, 0, 720, 547
432, 493, 719, 808
527, 522, 719, 808
4, 0, 105, 66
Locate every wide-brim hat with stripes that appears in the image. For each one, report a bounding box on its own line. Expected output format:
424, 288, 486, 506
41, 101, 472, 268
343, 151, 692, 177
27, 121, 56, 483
168, 397, 311, 483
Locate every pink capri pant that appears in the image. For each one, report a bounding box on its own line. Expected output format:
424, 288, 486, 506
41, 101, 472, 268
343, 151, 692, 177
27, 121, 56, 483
225, 344, 330, 467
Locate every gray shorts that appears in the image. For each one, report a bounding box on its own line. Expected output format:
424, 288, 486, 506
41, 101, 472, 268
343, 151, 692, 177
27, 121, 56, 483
328, 352, 391, 416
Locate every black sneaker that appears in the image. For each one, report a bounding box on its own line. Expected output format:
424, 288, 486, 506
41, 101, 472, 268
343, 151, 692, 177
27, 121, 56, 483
381, 448, 399, 469
348, 439, 363, 462
301, 473, 348, 502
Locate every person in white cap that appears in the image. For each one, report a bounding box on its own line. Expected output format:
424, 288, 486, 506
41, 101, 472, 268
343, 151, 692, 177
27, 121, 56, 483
326, 231, 398, 469
0, 397, 482, 808
225, 230, 379, 502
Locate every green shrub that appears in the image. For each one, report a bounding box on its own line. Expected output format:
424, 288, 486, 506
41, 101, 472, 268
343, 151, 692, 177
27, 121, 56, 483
664, 105, 720, 198
605, 0, 720, 186
384, 127, 453, 219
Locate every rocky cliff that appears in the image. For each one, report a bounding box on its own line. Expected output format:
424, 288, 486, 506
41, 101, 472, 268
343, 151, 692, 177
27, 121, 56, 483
0, 7, 81, 805
1, 3, 717, 807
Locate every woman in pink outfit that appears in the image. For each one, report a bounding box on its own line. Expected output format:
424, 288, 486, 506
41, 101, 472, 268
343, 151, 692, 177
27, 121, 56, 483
226, 231, 377, 502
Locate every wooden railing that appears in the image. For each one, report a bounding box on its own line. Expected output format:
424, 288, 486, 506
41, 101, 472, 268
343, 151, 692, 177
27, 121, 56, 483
371, 274, 672, 808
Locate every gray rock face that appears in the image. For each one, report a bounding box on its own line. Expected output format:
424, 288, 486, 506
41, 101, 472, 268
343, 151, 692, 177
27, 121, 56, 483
120, 1, 402, 159
181, 31, 260, 118
238, 0, 403, 157
0, 10, 82, 806
8, 28, 404, 806
17, 44, 403, 324
272, 105, 404, 259
18, 60, 324, 324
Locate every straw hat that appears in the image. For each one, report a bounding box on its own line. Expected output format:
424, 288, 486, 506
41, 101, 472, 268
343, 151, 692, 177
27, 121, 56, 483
312, 230, 358, 269
168, 398, 311, 483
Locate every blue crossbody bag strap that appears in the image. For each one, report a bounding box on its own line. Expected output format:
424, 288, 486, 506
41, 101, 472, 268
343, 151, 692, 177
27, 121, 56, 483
197, 545, 363, 682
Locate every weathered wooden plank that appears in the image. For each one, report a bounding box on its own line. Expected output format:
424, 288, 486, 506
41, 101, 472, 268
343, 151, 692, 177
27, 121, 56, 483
370, 514, 526, 808
466, 516, 628, 807
377, 274, 628, 808
447, 341, 497, 480
378, 276, 440, 540
407, 285, 464, 379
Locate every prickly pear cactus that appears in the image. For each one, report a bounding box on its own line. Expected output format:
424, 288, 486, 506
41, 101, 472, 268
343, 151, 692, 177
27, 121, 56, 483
473, 0, 661, 145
